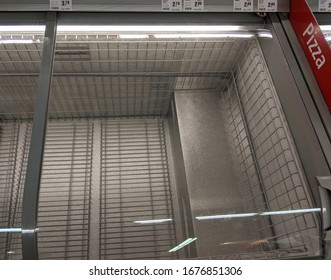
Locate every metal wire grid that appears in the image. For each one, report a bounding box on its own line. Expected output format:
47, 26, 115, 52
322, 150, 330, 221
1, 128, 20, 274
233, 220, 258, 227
100, 117, 178, 259
0, 76, 38, 120
0, 34, 43, 73
0, 33, 43, 120
222, 40, 319, 257
54, 37, 244, 74
0, 35, 247, 119
37, 120, 93, 260
0, 122, 30, 259
48, 37, 245, 118
48, 76, 176, 118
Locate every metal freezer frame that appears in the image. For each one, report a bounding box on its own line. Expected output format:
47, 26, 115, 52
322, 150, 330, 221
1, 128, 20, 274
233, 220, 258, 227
0, 10, 330, 260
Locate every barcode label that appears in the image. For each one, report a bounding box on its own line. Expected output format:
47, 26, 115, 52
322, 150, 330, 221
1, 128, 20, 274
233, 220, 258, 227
162, 0, 183, 11
50, 0, 72, 11
233, 0, 253, 12
318, 0, 331, 12
258, 0, 278, 12
184, 0, 204, 11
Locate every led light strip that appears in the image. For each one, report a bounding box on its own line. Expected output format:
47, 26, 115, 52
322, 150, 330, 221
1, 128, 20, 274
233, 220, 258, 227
0, 40, 34, 44
195, 208, 321, 220
0, 228, 22, 233
196, 213, 257, 220
154, 34, 253, 39
133, 218, 173, 224
0, 25, 241, 33
118, 34, 149, 39
0, 25, 45, 32
57, 25, 241, 32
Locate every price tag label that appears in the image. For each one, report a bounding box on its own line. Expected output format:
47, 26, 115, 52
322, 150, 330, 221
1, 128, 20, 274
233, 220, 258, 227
258, 0, 277, 12
162, 0, 183, 11
318, 0, 331, 12
50, 0, 72, 11
234, 0, 253, 12
184, 0, 204, 11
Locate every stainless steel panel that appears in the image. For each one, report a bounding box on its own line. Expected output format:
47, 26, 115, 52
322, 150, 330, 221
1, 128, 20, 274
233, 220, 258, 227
175, 90, 252, 257
173, 40, 320, 259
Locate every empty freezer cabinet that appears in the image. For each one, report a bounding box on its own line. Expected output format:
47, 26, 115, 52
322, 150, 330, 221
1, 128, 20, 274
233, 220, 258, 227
0, 12, 329, 260
318, 15, 331, 49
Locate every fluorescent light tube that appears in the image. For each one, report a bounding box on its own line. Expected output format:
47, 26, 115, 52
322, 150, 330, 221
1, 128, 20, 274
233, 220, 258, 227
0, 40, 34, 44
119, 34, 149, 39
0, 25, 241, 34
196, 213, 256, 220
320, 25, 331, 31
196, 208, 321, 220
134, 218, 172, 224
259, 208, 321, 216
154, 34, 253, 39
57, 25, 240, 32
0, 25, 45, 32
0, 228, 22, 233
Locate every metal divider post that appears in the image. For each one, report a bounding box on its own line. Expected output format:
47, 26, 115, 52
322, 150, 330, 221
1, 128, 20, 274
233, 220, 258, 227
21, 12, 57, 260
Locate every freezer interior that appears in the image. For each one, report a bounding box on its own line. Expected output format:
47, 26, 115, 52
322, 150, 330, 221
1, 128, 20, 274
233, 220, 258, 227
0, 24, 322, 259
322, 26, 331, 49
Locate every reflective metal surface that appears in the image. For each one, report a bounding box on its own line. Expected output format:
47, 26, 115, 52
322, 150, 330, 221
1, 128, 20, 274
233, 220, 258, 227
0, 18, 326, 259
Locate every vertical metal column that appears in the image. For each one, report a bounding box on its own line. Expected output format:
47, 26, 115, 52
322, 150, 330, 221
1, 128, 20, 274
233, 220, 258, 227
90, 120, 100, 259
21, 12, 57, 260
168, 98, 197, 258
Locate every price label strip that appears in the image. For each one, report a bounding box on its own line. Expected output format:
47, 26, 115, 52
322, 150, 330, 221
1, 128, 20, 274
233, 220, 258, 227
318, 0, 331, 12
234, 0, 253, 12
184, 0, 204, 11
50, 0, 72, 11
258, 0, 277, 12
162, 0, 183, 11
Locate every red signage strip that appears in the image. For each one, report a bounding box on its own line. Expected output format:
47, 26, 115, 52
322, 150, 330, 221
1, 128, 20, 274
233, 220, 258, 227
290, 0, 331, 112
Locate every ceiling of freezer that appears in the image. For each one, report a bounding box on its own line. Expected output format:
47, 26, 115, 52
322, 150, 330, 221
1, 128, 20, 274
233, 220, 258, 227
0, 31, 254, 119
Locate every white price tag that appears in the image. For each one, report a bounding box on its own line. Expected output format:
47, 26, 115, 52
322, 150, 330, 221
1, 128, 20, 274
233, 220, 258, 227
318, 0, 331, 11
162, 0, 183, 11
50, 0, 72, 11
234, 0, 253, 12
258, 0, 277, 12
184, 0, 204, 11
